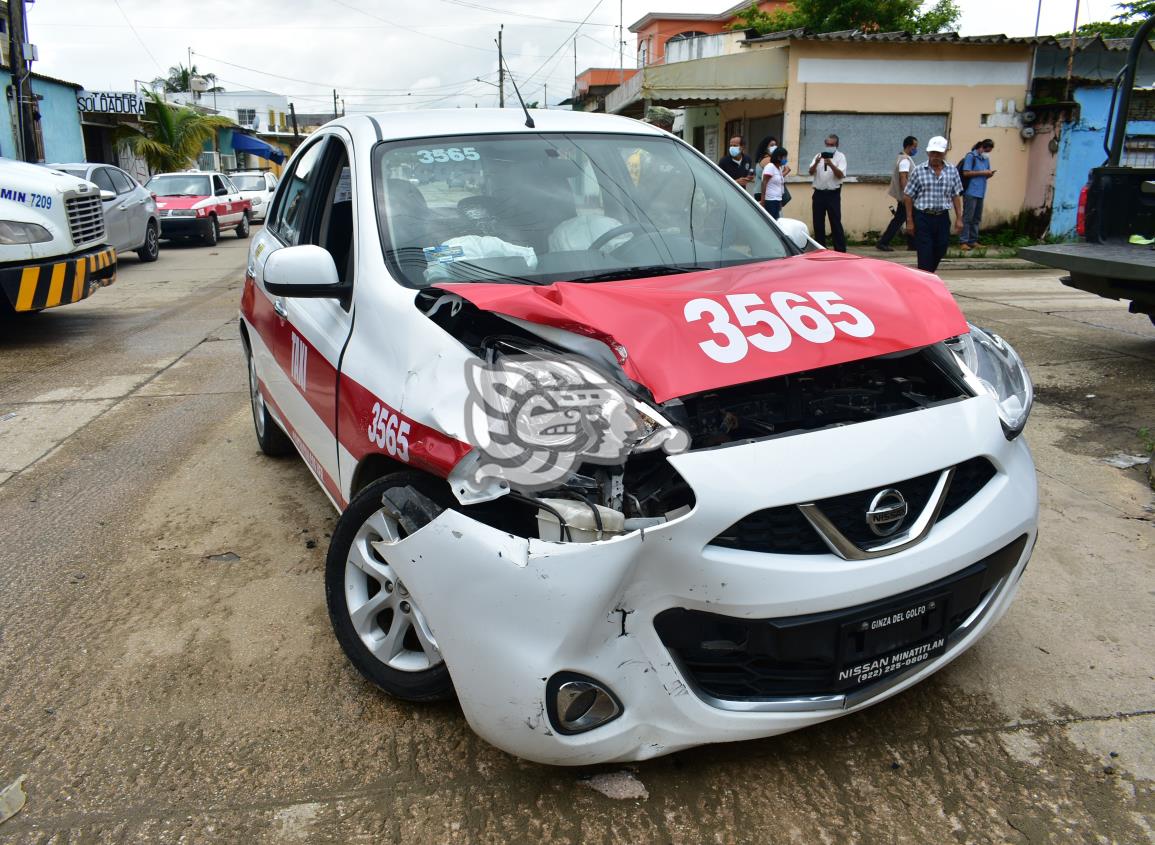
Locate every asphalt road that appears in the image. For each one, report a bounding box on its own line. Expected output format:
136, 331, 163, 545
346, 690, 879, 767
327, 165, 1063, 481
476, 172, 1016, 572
0, 238, 1152, 844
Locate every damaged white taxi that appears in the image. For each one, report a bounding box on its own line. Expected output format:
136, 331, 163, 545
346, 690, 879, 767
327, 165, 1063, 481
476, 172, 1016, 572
240, 109, 1037, 765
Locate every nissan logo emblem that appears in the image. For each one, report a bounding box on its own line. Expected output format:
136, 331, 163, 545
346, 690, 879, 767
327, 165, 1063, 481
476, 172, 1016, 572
866, 488, 909, 537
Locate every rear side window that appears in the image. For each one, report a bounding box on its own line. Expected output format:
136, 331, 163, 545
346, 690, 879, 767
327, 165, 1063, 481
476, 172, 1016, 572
269, 139, 327, 247
90, 168, 116, 193
108, 169, 135, 194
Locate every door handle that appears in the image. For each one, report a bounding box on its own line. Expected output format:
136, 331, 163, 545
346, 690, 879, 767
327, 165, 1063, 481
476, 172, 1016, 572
273, 298, 288, 318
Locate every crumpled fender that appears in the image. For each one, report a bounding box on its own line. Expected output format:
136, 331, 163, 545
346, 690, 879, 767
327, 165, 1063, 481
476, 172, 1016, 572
377, 508, 647, 764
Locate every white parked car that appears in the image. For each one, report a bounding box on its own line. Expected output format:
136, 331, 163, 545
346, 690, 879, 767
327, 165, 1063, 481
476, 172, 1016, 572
228, 170, 278, 222
240, 110, 1038, 766
47, 162, 159, 262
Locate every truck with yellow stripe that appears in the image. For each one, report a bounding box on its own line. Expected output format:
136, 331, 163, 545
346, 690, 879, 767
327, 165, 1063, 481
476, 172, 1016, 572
0, 158, 116, 315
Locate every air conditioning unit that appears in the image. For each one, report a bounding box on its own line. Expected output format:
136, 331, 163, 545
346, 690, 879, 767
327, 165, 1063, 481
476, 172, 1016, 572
221, 154, 237, 172
197, 151, 221, 171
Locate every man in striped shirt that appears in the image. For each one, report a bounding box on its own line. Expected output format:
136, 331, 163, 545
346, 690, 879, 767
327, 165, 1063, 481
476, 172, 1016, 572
902, 135, 964, 273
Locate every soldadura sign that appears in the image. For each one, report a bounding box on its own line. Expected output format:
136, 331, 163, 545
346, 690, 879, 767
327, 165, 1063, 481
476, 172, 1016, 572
76, 91, 146, 116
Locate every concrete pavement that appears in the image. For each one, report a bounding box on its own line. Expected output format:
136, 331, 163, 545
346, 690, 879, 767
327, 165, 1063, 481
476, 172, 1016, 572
0, 241, 1152, 843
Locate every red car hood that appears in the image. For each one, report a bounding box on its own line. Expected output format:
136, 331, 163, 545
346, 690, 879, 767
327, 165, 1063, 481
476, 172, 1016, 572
154, 195, 210, 210
438, 252, 968, 403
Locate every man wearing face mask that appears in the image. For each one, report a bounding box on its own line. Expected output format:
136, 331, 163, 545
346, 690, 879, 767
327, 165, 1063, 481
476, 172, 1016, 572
808, 134, 847, 252
877, 136, 918, 252
718, 135, 755, 192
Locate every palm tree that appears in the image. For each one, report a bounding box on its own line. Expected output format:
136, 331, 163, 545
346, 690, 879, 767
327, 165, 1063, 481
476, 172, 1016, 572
120, 91, 234, 173
152, 63, 224, 94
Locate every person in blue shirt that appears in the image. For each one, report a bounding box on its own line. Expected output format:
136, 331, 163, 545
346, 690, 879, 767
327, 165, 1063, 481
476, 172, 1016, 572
959, 139, 996, 250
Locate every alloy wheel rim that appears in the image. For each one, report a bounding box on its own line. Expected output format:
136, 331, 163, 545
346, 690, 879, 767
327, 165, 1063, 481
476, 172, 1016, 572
345, 508, 442, 672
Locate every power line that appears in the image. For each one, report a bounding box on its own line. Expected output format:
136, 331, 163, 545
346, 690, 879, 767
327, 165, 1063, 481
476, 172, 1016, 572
326, 0, 493, 53
521, 0, 606, 87
433, 0, 615, 27
194, 51, 485, 94
110, 0, 164, 73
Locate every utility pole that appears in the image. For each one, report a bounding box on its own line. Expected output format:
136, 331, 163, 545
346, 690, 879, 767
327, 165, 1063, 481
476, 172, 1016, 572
544, 83, 547, 110
498, 25, 505, 108
619, 0, 624, 87
333, 88, 339, 119
7, 0, 38, 162
289, 103, 300, 138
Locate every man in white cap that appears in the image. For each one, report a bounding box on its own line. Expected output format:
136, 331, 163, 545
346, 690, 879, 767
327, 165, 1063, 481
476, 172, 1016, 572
902, 135, 963, 273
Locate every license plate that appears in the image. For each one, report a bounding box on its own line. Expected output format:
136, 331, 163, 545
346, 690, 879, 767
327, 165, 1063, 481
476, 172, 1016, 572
835, 593, 950, 691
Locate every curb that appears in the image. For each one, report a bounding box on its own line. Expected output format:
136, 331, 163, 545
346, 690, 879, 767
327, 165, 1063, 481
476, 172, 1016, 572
845, 248, 1042, 272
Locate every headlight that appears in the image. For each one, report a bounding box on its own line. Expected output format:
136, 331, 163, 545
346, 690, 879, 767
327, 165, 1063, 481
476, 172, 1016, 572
946, 324, 1033, 438
0, 220, 52, 244
460, 346, 688, 495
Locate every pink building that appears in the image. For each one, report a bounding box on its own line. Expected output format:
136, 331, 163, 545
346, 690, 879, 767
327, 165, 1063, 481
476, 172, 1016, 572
630, 1, 791, 66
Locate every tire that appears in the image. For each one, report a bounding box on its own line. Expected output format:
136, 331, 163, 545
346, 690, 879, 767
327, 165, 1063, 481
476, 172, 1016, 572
326, 471, 455, 702
202, 215, 219, 246
246, 341, 294, 457
236, 212, 250, 239
136, 221, 160, 262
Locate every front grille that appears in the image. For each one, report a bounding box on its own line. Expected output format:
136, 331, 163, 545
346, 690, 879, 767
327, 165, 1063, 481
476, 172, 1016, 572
655, 534, 1028, 701
712, 457, 997, 556
65, 195, 104, 246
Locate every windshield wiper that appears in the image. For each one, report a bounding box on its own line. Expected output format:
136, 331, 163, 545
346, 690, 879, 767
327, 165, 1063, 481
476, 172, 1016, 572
563, 265, 708, 284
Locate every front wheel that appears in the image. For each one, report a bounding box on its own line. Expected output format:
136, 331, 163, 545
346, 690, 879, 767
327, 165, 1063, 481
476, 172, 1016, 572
236, 212, 250, 239
136, 221, 160, 262
325, 472, 454, 702
202, 215, 219, 246
246, 342, 293, 457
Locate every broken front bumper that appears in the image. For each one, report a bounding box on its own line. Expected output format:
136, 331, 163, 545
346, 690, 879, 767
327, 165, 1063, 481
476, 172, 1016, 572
381, 396, 1038, 765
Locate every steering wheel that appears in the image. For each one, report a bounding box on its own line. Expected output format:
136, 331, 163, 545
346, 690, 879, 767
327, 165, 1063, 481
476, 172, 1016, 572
589, 222, 647, 253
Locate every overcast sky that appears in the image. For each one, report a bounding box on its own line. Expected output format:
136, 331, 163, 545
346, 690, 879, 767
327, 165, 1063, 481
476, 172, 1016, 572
29, 0, 1120, 111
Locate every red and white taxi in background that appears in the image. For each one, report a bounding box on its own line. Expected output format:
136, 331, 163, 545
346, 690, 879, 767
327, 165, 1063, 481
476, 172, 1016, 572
239, 110, 1038, 766
146, 170, 251, 245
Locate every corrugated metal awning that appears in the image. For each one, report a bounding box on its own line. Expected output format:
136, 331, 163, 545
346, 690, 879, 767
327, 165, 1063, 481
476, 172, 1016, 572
607, 49, 788, 113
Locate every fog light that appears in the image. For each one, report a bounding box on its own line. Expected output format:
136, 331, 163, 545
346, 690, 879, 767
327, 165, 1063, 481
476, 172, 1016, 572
546, 673, 622, 735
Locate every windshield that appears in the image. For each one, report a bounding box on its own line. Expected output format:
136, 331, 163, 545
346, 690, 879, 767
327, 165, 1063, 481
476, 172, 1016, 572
372, 132, 790, 287
231, 175, 266, 191
146, 174, 212, 197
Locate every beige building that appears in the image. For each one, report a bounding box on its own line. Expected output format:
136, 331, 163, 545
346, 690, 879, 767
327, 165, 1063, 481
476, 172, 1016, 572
607, 30, 1037, 238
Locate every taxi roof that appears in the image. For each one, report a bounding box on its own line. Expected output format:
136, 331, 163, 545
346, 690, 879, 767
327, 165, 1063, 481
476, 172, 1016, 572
323, 108, 668, 145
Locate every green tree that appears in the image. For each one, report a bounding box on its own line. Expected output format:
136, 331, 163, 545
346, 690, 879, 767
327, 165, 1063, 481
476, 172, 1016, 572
119, 91, 234, 173
151, 63, 224, 94
1063, 1, 1154, 38
731, 0, 961, 35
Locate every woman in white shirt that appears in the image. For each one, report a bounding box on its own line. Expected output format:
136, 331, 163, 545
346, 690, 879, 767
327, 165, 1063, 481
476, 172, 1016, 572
760, 147, 790, 219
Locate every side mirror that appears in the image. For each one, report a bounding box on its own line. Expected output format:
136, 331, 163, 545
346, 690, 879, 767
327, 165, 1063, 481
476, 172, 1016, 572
100, 189, 116, 202
774, 217, 813, 251
215, 187, 228, 196
262, 244, 345, 298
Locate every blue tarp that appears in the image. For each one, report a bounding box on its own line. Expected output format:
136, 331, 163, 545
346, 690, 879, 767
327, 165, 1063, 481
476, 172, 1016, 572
231, 132, 286, 164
